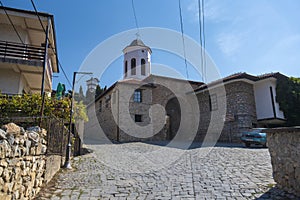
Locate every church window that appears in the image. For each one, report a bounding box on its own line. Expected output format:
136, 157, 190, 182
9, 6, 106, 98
131, 58, 136, 75
141, 59, 146, 75
134, 89, 142, 102
99, 101, 102, 112
135, 114, 142, 122
125, 61, 128, 77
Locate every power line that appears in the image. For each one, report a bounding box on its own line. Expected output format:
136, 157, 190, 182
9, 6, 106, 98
58, 61, 72, 87
0, 1, 24, 44
202, 0, 207, 83
30, 0, 47, 34
30, 0, 72, 88
178, 0, 189, 79
197, 0, 207, 83
131, 0, 140, 37
198, 0, 204, 82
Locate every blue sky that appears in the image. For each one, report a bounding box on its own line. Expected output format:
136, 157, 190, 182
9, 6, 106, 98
2, 0, 300, 90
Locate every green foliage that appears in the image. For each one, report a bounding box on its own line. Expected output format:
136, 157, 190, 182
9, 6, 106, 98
95, 85, 104, 97
276, 76, 300, 126
85, 84, 104, 104
0, 93, 88, 122
73, 101, 88, 122
74, 85, 85, 102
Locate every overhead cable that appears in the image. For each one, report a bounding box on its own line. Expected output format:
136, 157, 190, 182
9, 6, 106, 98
178, 0, 189, 79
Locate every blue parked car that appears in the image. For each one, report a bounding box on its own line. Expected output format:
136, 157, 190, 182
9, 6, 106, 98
240, 128, 267, 147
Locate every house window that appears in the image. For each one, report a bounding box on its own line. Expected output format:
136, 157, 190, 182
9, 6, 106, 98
131, 58, 136, 75
125, 61, 128, 77
135, 114, 142, 122
141, 59, 146, 75
209, 94, 218, 111
134, 89, 142, 102
99, 100, 102, 112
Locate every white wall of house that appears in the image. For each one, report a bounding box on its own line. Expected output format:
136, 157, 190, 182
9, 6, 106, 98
254, 78, 285, 120
0, 23, 29, 44
0, 69, 21, 94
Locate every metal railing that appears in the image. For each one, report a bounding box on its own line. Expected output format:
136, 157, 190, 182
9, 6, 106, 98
0, 40, 45, 62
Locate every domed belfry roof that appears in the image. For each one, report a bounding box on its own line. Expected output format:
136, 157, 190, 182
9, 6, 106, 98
123, 38, 152, 53
129, 39, 147, 47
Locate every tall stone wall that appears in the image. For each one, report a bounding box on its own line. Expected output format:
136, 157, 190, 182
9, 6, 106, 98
95, 88, 118, 141
0, 123, 61, 200
266, 127, 300, 197
223, 81, 257, 142
196, 81, 257, 143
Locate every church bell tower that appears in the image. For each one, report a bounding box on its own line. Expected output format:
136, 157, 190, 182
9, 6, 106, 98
122, 39, 152, 80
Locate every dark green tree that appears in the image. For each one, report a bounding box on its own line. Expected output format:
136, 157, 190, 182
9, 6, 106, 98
95, 85, 103, 97
85, 89, 92, 104
74, 86, 85, 102
276, 76, 300, 126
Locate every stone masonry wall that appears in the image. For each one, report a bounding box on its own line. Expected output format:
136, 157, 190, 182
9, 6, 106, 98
96, 88, 118, 141
196, 81, 257, 143
266, 127, 300, 197
0, 123, 59, 200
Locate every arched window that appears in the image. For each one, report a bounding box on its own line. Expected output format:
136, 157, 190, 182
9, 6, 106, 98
131, 58, 136, 75
124, 61, 128, 77
141, 59, 146, 75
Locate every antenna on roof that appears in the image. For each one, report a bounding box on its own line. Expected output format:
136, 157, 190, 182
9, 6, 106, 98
135, 32, 140, 39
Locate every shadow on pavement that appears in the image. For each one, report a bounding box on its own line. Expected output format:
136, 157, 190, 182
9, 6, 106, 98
82, 139, 270, 150
255, 186, 300, 200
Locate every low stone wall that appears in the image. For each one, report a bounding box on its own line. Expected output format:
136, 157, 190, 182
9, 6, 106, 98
266, 127, 300, 197
0, 123, 62, 200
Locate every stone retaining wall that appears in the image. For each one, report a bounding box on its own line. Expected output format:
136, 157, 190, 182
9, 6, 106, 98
266, 127, 300, 197
0, 123, 62, 200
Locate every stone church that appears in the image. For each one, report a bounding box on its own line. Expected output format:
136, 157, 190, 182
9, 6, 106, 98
85, 39, 286, 144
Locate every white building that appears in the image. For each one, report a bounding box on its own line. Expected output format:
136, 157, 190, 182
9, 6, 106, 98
0, 6, 59, 95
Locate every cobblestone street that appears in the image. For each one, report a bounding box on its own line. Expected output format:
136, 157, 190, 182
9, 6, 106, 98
35, 143, 299, 200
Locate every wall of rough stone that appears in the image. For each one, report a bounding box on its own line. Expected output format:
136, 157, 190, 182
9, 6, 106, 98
266, 127, 300, 197
95, 88, 118, 141
150, 76, 201, 142
196, 81, 257, 143
91, 78, 257, 143
0, 123, 61, 200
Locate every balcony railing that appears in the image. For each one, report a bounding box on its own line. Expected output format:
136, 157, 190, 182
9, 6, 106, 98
0, 40, 45, 62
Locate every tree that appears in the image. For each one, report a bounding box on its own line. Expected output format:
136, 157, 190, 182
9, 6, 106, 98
276, 76, 300, 126
95, 85, 103, 97
85, 89, 93, 104
74, 86, 85, 102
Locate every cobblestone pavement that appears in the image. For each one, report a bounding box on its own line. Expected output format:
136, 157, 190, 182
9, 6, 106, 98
35, 142, 299, 200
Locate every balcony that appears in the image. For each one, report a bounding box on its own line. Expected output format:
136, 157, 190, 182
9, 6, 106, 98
0, 40, 45, 66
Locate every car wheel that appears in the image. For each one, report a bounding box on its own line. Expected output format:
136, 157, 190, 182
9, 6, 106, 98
245, 143, 251, 147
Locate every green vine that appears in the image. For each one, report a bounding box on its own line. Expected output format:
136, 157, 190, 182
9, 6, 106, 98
276, 76, 300, 126
0, 94, 88, 123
